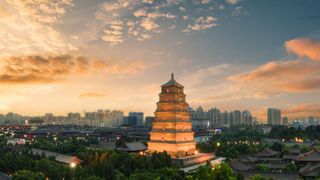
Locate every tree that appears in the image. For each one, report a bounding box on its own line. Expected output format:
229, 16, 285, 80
191, 163, 236, 180
256, 164, 270, 172
271, 142, 283, 152
212, 163, 236, 180
129, 170, 159, 180
251, 174, 267, 180
34, 158, 67, 180
283, 163, 297, 172
12, 170, 45, 180
150, 151, 172, 169
84, 176, 104, 180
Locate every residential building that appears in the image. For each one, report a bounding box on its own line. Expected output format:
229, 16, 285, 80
267, 108, 281, 125
145, 116, 154, 128
128, 112, 144, 126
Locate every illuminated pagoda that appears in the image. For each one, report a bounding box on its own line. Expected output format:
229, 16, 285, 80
148, 73, 197, 157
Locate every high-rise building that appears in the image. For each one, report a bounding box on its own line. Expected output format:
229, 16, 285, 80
145, 116, 155, 128
85, 110, 123, 127
242, 110, 252, 125
6, 112, 23, 125
232, 110, 241, 125
190, 106, 209, 129
148, 73, 196, 157
267, 108, 281, 125
128, 112, 144, 126
67, 113, 81, 120
207, 108, 220, 127
282, 116, 289, 126
308, 116, 316, 126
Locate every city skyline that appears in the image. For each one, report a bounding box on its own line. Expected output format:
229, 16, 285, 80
1, 0, 320, 122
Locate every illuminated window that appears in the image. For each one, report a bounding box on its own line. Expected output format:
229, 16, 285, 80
166, 89, 169, 93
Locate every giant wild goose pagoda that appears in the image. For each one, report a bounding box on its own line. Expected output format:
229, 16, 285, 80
148, 73, 216, 169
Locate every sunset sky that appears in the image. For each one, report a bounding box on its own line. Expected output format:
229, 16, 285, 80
0, 0, 320, 121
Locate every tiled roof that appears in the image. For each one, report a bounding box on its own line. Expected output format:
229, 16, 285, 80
240, 171, 300, 180
116, 142, 147, 152
161, 73, 183, 88
239, 155, 258, 163
299, 163, 320, 177
229, 160, 252, 171
295, 148, 320, 162
288, 147, 301, 154
29, 148, 82, 164
0, 172, 11, 180
255, 148, 279, 157
259, 163, 288, 169
283, 154, 298, 160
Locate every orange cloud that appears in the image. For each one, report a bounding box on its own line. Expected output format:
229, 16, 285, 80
283, 104, 320, 119
229, 60, 320, 93
228, 38, 320, 95
79, 92, 107, 99
0, 54, 146, 84
285, 38, 320, 61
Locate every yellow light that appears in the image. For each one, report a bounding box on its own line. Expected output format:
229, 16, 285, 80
139, 151, 144, 156
217, 142, 220, 147
70, 162, 76, 168
195, 150, 198, 154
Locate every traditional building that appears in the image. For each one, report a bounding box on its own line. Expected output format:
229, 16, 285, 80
148, 73, 197, 157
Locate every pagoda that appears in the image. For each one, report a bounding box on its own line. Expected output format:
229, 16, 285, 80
148, 73, 197, 157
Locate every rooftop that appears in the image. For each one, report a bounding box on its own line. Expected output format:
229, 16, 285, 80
29, 148, 82, 164
299, 163, 320, 177
229, 159, 253, 171
161, 73, 184, 88
295, 148, 320, 162
116, 142, 147, 152
255, 148, 279, 157
0, 172, 11, 180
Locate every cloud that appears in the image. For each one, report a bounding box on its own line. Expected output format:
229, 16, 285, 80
79, 92, 107, 99
283, 104, 320, 119
226, 0, 240, 5
101, 20, 124, 46
200, 0, 211, 4
134, 9, 147, 17
229, 60, 320, 94
5, 0, 73, 24
183, 16, 218, 32
185, 38, 320, 111
95, 0, 239, 45
285, 38, 320, 61
0, 0, 76, 56
0, 54, 146, 84
228, 38, 320, 96
140, 18, 159, 30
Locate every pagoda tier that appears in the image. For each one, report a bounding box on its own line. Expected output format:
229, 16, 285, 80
148, 73, 197, 158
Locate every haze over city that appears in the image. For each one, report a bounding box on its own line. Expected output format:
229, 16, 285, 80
1, 0, 320, 122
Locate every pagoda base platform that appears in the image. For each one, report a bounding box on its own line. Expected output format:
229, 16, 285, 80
172, 152, 216, 167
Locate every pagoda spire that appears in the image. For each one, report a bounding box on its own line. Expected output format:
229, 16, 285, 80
171, 72, 174, 80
